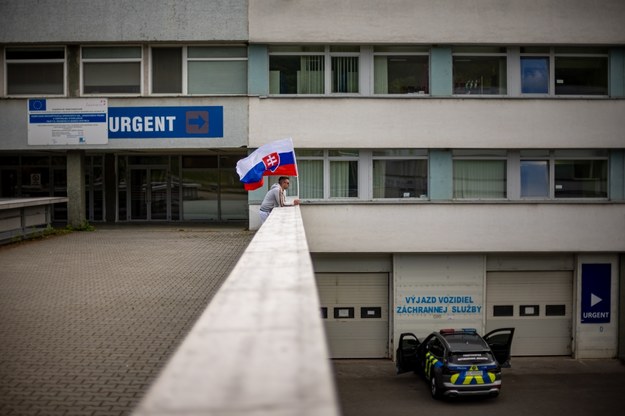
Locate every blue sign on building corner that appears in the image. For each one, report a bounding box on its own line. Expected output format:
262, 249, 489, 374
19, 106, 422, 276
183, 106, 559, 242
581, 263, 611, 324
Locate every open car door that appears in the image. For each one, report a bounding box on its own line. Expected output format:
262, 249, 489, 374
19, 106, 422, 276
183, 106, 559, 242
396, 333, 420, 374
484, 327, 515, 368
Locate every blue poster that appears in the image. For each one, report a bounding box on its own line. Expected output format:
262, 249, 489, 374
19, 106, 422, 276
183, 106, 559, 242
108, 106, 223, 139
581, 264, 611, 324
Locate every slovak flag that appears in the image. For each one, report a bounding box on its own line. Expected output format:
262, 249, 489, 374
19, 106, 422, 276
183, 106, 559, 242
236, 138, 298, 191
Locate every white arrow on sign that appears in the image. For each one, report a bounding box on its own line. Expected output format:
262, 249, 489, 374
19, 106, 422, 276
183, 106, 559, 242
590, 293, 602, 307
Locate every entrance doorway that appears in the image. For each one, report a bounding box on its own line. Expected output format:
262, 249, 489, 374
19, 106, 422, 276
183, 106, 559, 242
129, 167, 169, 220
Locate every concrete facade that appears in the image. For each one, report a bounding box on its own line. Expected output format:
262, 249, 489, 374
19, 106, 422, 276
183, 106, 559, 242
1, 0, 624, 361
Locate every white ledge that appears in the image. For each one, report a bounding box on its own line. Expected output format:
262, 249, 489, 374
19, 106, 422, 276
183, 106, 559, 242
133, 206, 339, 416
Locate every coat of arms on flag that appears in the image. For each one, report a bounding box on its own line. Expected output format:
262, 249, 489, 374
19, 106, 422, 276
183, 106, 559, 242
262, 152, 281, 172
236, 138, 298, 191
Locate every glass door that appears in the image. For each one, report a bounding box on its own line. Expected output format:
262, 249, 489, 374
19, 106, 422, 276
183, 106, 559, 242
130, 167, 168, 220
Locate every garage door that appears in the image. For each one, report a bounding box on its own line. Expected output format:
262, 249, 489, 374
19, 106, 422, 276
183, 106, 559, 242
316, 273, 389, 358
486, 271, 573, 356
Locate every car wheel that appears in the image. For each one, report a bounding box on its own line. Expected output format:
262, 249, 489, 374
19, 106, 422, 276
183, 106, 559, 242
430, 375, 442, 399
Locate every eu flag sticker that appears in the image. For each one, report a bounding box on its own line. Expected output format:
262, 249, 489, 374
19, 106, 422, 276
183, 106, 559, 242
28, 99, 47, 112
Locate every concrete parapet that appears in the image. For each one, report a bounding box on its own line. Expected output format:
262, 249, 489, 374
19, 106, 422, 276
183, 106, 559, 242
133, 206, 340, 416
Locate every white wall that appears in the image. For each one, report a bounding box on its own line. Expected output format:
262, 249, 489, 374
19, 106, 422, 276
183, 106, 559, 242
574, 254, 619, 358
249, 98, 625, 149
300, 203, 625, 253
250, 0, 625, 44
0, 0, 248, 42
393, 254, 485, 352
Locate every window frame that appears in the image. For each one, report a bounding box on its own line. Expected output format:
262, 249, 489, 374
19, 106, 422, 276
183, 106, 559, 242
519, 150, 609, 200
5, 46, 67, 97
371, 149, 428, 199
296, 149, 361, 200
269, 46, 361, 96
186, 45, 248, 95
150, 45, 184, 95
553, 47, 609, 97
372, 46, 430, 95
81, 45, 143, 96
520, 53, 551, 96
519, 47, 610, 97
452, 46, 508, 96
149, 45, 248, 96
452, 151, 508, 200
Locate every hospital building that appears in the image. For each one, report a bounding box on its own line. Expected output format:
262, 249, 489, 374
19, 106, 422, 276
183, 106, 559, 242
1, 0, 624, 360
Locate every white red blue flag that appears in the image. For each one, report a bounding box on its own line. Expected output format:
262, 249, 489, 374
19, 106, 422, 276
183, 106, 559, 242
236, 138, 298, 191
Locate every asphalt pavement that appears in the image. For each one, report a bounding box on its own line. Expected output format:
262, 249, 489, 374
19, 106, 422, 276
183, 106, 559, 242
334, 357, 625, 416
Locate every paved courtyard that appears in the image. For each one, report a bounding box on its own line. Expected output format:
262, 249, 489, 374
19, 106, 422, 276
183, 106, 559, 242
0, 225, 253, 416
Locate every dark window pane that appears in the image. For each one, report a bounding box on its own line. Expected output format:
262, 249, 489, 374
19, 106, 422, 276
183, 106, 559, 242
373, 159, 427, 198
555, 160, 607, 198
6, 47, 64, 60
152, 48, 182, 94
453, 56, 507, 95
332, 56, 358, 93
493, 305, 514, 317
555, 57, 608, 95
374, 55, 429, 94
546, 305, 566, 316
269, 55, 324, 94
7, 63, 64, 95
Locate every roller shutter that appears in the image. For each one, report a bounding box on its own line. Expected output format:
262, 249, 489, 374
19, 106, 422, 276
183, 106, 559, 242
316, 273, 389, 358
486, 271, 573, 356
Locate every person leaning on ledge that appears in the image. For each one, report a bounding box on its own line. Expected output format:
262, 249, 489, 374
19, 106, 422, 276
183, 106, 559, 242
259, 176, 300, 224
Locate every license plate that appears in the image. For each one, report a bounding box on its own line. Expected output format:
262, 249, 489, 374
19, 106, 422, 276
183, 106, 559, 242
467, 371, 482, 376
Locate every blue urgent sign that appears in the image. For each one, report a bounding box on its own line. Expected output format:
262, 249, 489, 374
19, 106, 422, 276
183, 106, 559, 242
108, 106, 223, 139
581, 263, 611, 324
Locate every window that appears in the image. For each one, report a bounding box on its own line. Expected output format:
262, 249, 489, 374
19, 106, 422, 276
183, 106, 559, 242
374, 46, 429, 94
82, 46, 141, 94
296, 149, 358, 199
6, 47, 65, 95
187, 46, 247, 94
331, 46, 359, 94
372, 150, 427, 198
546, 305, 566, 316
269, 46, 325, 94
427, 338, 445, 358
555, 159, 607, 198
150, 46, 247, 95
519, 150, 608, 200
334, 307, 355, 319
520, 305, 539, 317
152, 47, 183, 94
493, 305, 514, 317
269, 45, 359, 95
453, 47, 507, 95
298, 150, 324, 199
521, 57, 549, 94
330, 150, 358, 198
554, 47, 608, 96
521, 160, 549, 198
453, 152, 507, 198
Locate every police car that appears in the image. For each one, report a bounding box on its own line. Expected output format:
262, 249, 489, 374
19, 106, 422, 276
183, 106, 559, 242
396, 328, 515, 399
